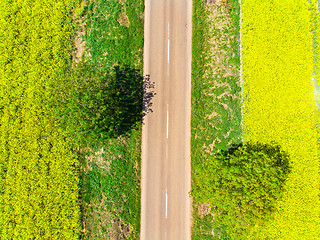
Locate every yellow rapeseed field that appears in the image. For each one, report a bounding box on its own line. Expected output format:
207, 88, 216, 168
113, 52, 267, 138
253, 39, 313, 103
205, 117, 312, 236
0, 0, 81, 238
242, 0, 320, 238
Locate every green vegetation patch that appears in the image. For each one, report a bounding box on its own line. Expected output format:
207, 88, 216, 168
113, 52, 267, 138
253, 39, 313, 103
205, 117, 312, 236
191, 0, 242, 238
49, 0, 144, 239
84, 0, 144, 71
191, 141, 292, 239
78, 125, 141, 239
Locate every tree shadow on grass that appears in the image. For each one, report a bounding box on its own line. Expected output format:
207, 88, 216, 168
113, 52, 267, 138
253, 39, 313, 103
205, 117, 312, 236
102, 67, 156, 137
106, 65, 144, 137
219, 142, 244, 157
53, 61, 157, 148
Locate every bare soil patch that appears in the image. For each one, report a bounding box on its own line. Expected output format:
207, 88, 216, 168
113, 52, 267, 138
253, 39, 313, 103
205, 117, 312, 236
70, 0, 87, 68
117, 5, 130, 27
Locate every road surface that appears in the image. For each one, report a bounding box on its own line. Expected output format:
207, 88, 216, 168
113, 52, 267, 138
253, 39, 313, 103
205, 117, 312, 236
141, 0, 192, 239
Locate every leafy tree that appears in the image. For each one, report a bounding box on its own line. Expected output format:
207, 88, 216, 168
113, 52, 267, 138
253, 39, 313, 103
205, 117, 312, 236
191, 141, 293, 239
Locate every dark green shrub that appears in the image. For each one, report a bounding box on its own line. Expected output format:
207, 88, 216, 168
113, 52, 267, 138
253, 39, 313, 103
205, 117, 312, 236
191, 141, 293, 239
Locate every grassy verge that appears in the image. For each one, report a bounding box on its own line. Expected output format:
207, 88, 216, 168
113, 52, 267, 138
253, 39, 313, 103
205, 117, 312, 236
53, 0, 144, 239
191, 0, 242, 238
242, 0, 320, 238
77, 124, 141, 239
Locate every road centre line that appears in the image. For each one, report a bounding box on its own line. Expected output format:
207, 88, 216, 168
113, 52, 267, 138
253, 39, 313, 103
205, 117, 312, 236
168, 23, 170, 71
166, 104, 169, 138
166, 188, 168, 218
168, 39, 170, 63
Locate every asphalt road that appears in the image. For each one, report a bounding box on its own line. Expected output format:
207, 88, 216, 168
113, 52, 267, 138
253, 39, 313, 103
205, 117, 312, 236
141, 0, 192, 239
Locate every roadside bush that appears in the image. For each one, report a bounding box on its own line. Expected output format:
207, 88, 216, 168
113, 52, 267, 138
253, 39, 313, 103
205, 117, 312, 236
191, 141, 293, 239
54, 60, 143, 148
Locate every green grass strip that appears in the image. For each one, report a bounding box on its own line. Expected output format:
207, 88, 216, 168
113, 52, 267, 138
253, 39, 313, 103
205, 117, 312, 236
68, 1, 144, 239
191, 0, 242, 238
84, 0, 144, 72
